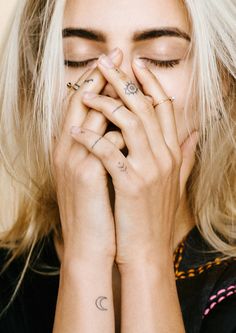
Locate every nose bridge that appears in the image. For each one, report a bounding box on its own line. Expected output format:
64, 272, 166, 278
101, 54, 142, 98
119, 57, 141, 88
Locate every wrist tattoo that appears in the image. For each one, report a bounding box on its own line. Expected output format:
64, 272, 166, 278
124, 81, 139, 95
95, 296, 108, 311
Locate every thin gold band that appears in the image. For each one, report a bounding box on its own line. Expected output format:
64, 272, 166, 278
153, 96, 175, 108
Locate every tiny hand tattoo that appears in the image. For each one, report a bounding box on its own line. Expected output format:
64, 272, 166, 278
84, 79, 94, 84
124, 81, 139, 95
118, 161, 127, 172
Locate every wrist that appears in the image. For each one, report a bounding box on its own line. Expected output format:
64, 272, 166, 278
61, 253, 114, 274
117, 253, 174, 277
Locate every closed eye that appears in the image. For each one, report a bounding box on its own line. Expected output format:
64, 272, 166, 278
64, 58, 180, 69
64, 58, 98, 68
138, 58, 180, 68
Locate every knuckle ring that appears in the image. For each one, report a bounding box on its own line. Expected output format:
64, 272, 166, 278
67, 82, 80, 91
153, 96, 175, 108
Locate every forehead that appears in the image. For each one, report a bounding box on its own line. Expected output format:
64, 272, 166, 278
63, 0, 191, 38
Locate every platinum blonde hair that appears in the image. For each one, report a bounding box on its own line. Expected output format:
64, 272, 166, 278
0, 0, 235, 312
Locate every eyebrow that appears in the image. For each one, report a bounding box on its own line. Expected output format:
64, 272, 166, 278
62, 27, 191, 43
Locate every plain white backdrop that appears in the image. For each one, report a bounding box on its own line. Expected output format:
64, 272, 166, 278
0, 1, 18, 48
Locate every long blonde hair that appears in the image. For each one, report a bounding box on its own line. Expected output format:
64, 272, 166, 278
0, 0, 235, 298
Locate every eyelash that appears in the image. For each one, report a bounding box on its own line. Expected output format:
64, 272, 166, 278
64, 58, 180, 69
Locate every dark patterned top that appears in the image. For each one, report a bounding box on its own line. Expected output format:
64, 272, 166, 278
0, 225, 235, 333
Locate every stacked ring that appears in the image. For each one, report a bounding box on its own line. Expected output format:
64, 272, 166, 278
67, 82, 80, 90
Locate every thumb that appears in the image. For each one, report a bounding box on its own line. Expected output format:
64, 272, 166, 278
179, 130, 199, 197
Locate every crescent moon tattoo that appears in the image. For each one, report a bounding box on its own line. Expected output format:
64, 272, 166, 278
95, 296, 108, 311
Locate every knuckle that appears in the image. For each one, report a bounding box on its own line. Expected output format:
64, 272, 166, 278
100, 143, 117, 160
160, 153, 175, 176
104, 131, 125, 149
126, 116, 142, 131
141, 98, 154, 114
145, 169, 160, 185
128, 179, 145, 196
75, 166, 93, 184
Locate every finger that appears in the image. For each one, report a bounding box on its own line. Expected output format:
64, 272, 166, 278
104, 131, 126, 151
69, 130, 126, 180
63, 49, 123, 136
81, 93, 156, 167
58, 49, 123, 158
132, 59, 180, 156
179, 131, 199, 197
70, 126, 133, 186
95, 53, 167, 161
83, 109, 108, 134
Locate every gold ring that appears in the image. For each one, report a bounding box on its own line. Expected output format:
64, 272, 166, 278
67, 82, 80, 91
153, 96, 175, 108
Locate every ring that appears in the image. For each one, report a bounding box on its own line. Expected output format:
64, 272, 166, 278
67, 82, 80, 90
153, 96, 175, 108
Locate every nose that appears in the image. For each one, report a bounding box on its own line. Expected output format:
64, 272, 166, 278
101, 57, 142, 99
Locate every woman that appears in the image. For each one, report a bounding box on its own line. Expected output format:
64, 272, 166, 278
0, 0, 235, 332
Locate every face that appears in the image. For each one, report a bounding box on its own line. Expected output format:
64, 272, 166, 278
63, 0, 198, 145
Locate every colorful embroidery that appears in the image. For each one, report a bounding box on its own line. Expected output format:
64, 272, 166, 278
173, 237, 224, 280
203, 285, 236, 317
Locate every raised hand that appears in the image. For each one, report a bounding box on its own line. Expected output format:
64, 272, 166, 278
52, 49, 124, 265
70, 49, 199, 271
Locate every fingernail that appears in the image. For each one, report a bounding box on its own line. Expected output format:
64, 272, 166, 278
98, 54, 115, 68
109, 47, 120, 59
134, 58, 146, 68
70, 126, 82, 134
83, 91, 97, 99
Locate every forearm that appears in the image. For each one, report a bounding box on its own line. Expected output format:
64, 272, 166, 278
120, 258, 185, 333
53, 258, 115, 333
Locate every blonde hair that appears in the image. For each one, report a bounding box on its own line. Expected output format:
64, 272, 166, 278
0, 0, 235, 311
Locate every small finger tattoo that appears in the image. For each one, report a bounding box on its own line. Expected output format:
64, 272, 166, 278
84, 79, 94, 84
118, 161, 127, 172
95, 296, 108, 311
91, 136, 103, 149
115, 68, 120, 74
112, 104, 124, 114
124, 81, 139, 95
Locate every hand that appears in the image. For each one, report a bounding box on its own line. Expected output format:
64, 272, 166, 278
52, 49, 125, 266
70, 51, 199, 270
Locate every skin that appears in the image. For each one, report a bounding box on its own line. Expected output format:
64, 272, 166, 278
52, 0, 199, 332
